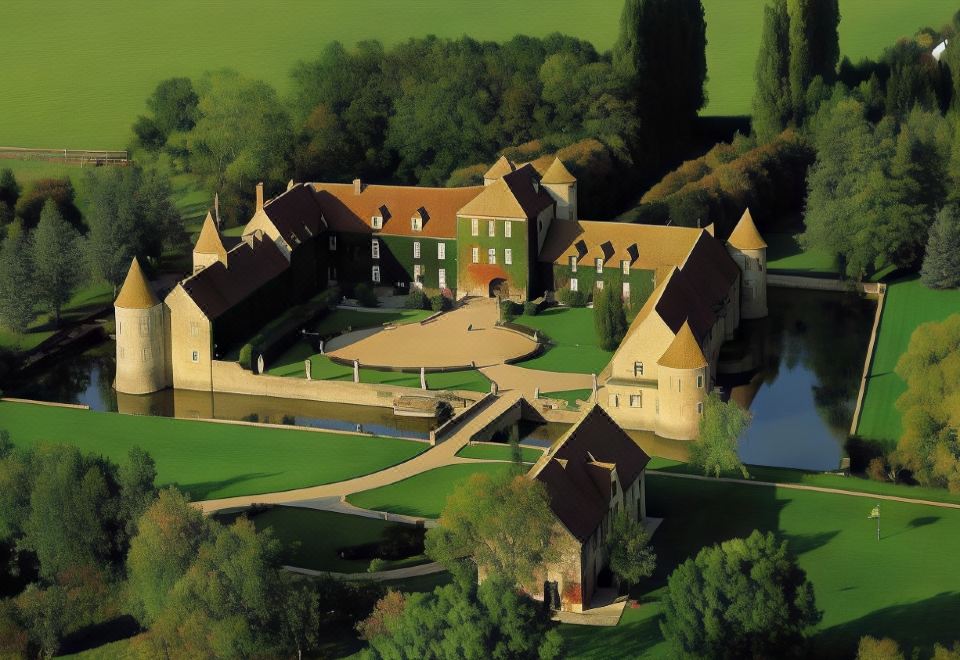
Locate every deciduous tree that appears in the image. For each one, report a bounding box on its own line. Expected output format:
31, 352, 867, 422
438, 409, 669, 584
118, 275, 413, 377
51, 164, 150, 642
857, 636, 904, 660
13, 178, 82, 232
690, 391, 751, 478
32, 200, 82, 326
606, 512, 656, 587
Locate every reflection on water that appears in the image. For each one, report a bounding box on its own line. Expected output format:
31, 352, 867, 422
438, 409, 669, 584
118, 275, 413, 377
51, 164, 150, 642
721, 287, 874, 471
8, 343, 435, 440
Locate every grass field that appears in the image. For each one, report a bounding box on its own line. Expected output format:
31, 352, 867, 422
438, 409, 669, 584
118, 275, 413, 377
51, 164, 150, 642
2, 1, 952, 148
346, 463, 518, 518
542, 388, 594, 410
0, 401, 426, 500
514, 307, 612, 375
0, 281, 114, 351
455, 443, 543, 463
856, 276, 960, 446
561, 474, 960, 659
215, 506, 428, 573
765, 233, 840, 276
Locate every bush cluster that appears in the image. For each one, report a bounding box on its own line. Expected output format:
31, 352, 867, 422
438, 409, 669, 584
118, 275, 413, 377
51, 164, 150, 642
523, 300, 540, 316
353, 283, 379, 308
499, 299, 522, 322
555, 287, 589, 308
430, 293, 452, 312
404, 289, 429, 310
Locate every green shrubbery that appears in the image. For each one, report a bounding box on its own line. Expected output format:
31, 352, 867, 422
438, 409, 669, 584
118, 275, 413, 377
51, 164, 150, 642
404, 289, 429, 310
430, 293, 452, 312
353, 283, 379, 308
499, 299, 522, 322
239, 288, 338, 371
523, 300, 540, 316
593, 284, 627, 351
555, 287, 589, 308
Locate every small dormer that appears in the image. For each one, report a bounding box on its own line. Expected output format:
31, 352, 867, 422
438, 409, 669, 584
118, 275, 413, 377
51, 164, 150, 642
372, 204, 389, 230
411, 207, 428, 232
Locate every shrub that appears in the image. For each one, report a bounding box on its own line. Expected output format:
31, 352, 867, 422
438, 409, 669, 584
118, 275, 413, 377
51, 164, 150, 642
238, 344, 253, 371
430, 293, 452, 312
555, 287, 588, 307
865, 457, 889, 482
354, 283, 379, 307
499, 299, 521, 322
405, 289, 428, 310
523, 300, 539, 316
367, 558, 386, 573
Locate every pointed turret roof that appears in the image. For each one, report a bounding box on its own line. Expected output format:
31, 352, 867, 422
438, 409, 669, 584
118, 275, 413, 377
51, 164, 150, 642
727, 208, 767, 250
194, 211, 228, 264
484, 155, 516, 180
115, 257, 159, 309
657, 320, 708, 370
541, 157, 576, 185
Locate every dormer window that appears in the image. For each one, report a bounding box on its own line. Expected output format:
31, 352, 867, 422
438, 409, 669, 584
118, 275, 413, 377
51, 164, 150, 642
371, 215, 383, 229
595, 258, 603, 273
411, 216, 422, 232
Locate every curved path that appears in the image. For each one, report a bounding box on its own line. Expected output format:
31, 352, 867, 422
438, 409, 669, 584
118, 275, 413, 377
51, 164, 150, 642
480, 363, 595, 396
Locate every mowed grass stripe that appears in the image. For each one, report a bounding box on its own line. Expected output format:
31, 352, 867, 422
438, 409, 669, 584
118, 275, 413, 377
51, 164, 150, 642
856, 277, 960, 445
0, 401, 426, 500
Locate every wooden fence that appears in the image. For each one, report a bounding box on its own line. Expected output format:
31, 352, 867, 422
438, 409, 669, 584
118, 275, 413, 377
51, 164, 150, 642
0, 146, 129, 166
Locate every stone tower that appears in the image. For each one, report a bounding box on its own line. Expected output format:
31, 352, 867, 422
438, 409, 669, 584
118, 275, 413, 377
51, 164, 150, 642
540, 157, 577, 221
114, 257, 169, 395
726, 208, 768, 320
192, 211, 228, 274
655, 321, 709, 440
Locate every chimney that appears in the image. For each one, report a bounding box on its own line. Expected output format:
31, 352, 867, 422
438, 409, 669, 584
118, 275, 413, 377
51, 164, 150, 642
255, 182, 264, 212
353, 178, 362, 196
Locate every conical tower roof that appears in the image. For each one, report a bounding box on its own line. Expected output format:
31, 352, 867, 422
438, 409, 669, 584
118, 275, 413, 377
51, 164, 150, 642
541, 157, 576, 184
115, 257, 159, 309
657, 320, 707, 370
484, 155, 515, 180
727, 208, 767, 250
194, 211, 228, 263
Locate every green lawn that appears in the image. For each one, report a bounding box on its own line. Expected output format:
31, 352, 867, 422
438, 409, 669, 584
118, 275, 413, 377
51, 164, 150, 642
562, 474, 960, 659
542, 388, 594, 410
1, 1, 951, 148
0, 401, 426, 500
514, 307, 612, 375
346, 463, 518, 519
455, 443, 543, 463
215, 506, 428, 573
856, 276, 960, 446
765, 233, 840, 276
0, 280, 114, 352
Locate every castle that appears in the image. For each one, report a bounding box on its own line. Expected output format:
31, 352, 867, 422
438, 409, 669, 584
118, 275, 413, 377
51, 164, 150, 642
114, 155, 767, 440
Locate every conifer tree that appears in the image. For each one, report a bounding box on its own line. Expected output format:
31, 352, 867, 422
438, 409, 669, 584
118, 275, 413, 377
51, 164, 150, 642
921, 206, 960, 289
753, 0, 792, 141
32, 200, 82, 326
0, 168, 19, 209
0, 224, 35, 334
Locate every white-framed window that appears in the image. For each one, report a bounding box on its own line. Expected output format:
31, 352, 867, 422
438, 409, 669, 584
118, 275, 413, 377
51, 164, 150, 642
191, 350, 200, 363
697, 374, 704, 389
329, 235, 337, 250
622, 282, 630, 300
411, 216, 422, 232
471, 218, 479, 236
595, 258, 603, 273
413, 241, 421, 259
488, 248, 496, 265
472, 247, 479, 263
569, 256, 577, 272
488, 220, 495, 237
414, 264, 422, 283
371, 215, 383, 229
190, 321, 199, 337
609, 394, 619, 408
596, 280, 604, 290
634, 361, 643, 377
372, 265, 381, 283
438, 268, 447, 289
372, 239, 380, 259
570, 278, 578, 292
505, 248, 512, 265
505, 221, 512, 238
622, 260, 630, 275
437, 243, 446, 260
630, 394, 642, 408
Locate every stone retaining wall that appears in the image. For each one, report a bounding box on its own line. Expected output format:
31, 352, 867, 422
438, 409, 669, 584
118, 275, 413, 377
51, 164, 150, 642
849, 283, 888, 436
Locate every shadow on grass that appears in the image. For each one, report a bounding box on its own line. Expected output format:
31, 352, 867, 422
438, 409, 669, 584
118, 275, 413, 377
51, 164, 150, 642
175, 471, 283, 500
58, 615, 141, 656
812, 591, 960, 660
783, 530, 841, 556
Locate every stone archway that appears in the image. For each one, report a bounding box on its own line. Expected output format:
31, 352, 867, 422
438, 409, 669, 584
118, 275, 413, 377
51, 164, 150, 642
489, 278, 509, 299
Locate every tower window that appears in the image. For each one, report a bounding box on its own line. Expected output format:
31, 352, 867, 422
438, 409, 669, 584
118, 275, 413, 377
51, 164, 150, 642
697, 374, 704, 388
139, 319, 149, 336
634, 361, 643, 376
570, 278, 578, 292
596, 280, 604, 290
190, 321, 199, 337
411, 216, 422, 231
697, 402, 704, 415
191, 350, 200, 363
622, 260, 630, 275
630, 394, 642, 407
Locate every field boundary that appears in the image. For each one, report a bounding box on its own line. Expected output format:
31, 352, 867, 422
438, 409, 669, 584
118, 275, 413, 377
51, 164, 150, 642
0, 146, 129, 165
850, 283, 888, 436
0, 397, 90, 410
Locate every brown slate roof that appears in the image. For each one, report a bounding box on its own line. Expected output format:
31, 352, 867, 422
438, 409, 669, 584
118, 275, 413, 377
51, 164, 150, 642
115, 257, 159, 309
540, 157, 576, 184
194, 211, 228, 263
727, 208, 767, 250
654, 267, 716, 342
530, 405, 650, 542
310, 182, 483, 239
262, 184, 326, 245
458, 164, 554, 219
179, 235, 289, 320
657, 320, 708, 369
484, 155, 516, 180
680, 230, 740, 311
539, 220, 702, 270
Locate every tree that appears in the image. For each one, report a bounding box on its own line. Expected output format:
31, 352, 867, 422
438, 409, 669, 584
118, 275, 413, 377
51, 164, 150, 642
357, 590, 406, 642
362, 577, 562, 660
117, 446, 158, 538
857, 636, 904, 660
787, 0, 839, 120
690, 391, 751, 478
935, 642, 960, 660
606, 512, 656, 586
0, 226, 35, 334
593, 283, 628, 351
893, 314, 960, 491
13, 178, 82, 232
14, 583, 68, 658
32, 200, 82, 326
753, 0, 792, 141
614, 0, 707, 164
278, 579, 321, 660
146, 77, 199, 135
425, 470, 559, 588
922, 206, 960, 289
0, 168, 20, 209
661, 530, 821, 659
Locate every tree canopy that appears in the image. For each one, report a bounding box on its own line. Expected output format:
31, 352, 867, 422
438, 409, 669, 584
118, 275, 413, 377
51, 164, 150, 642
690, 391, 751, 478
32, 200, 82, 326
593, 282, 628, 351
921, 205, 960, 289
606, 512, 656, 586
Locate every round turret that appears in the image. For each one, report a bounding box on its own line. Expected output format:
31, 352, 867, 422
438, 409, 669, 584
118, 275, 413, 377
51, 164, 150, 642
654, 321, 709, 440
726, 209, 768, 319
114, 258, 168, 394
541, 157, 577, 221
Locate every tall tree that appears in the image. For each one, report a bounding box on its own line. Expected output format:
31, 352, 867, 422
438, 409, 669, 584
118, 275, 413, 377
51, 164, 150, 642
606, 512, 656, 587
614, 0, 707, 164
787, 0, 840, 121
593, 283, 628, 351
0, 168, 19, 209
13, 178, 82, 232
0, 226, 35, 334
661, 530, 821, 659
32, 200, 82, 326
753, 0, 792, 141
921, 206, 960, 289
690, 391, 751, 478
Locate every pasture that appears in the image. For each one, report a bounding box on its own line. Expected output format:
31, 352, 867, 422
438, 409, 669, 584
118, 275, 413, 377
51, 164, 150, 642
1, 1, 953, 148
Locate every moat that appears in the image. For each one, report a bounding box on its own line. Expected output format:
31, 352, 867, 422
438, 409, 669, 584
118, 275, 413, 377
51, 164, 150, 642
8, 287, 873, 471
